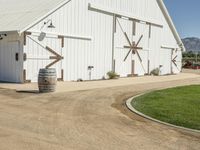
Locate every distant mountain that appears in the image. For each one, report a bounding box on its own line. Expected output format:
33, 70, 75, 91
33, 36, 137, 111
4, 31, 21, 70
182, 37, 200, 52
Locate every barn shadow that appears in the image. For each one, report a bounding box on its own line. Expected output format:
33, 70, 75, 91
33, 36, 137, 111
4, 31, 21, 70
16, 90, 40, 94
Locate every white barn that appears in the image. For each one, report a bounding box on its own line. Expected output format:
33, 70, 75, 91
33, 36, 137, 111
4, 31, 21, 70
0, 0, 184, 83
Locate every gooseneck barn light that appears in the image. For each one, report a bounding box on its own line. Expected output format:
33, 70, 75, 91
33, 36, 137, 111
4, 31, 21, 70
38, 19, 55, 41
0, 34, 7, 40
40, 19, 56, 31
47, 22, 56, 28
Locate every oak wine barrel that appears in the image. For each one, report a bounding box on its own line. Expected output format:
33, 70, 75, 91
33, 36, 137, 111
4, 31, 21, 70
38, 68, 57, 93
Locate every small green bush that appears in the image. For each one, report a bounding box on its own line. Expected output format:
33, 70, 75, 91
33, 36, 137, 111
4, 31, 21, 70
150, 68, 160, 76
107, 71, 119, 79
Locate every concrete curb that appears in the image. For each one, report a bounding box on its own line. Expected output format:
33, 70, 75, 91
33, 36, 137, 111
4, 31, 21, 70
126, 94, 200, 134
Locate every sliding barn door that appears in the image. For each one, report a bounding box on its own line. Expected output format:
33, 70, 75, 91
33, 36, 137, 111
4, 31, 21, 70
24, 34, 63, 82
114, 17, 150, 77
172, 50, 182, 74
133, 23, 149, 76
159, 48, 172, 75
114, 18, 133, 77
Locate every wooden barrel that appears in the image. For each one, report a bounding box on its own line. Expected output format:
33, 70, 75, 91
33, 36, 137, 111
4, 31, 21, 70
38, 68, 57, 93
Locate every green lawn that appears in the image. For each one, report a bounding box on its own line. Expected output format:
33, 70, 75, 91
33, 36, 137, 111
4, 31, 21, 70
132, 85, 200, 130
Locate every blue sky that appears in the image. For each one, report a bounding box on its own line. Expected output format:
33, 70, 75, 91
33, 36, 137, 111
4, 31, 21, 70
164, 0, 200, 38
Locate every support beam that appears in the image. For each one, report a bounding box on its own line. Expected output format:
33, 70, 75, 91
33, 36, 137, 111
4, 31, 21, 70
132, 20, 136, 36
28, 30, 92, 41
148, 24, 152, 38
58, 35, 65, 47
171, 49, 173, 74
148, 60, 150, 74
23, 69, 31, 83
57, 69, 64, 81
46, 59, 61, 69
88, 3, 163, 28
23, 32, 31, 45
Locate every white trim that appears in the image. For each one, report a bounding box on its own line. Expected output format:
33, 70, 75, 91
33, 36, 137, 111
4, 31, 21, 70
27, 55, 50, 60
161, 45, 179, 50
28, 30, 92, 41
88, 3, 163, 28
19, 0, 73, 34
157, 0, 185, 51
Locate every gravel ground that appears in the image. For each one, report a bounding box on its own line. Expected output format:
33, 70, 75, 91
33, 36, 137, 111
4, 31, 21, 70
0, 74, 200, 150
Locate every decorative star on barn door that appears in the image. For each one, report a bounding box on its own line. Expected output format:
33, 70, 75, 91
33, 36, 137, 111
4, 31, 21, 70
172, 48, 180, 71
123, 34, 143, 62
116, 18, 146, 72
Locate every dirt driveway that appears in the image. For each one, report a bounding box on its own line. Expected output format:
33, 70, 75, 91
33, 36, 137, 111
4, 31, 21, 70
0, 74, 200, 150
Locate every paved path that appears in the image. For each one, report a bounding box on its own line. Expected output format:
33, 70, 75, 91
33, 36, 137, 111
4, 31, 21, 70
0, 74, 200, 150
0, 72, 199, 93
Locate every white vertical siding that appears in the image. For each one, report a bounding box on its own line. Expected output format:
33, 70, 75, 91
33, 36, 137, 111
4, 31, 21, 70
27, 0, 113, 81
23, 0, 182, 82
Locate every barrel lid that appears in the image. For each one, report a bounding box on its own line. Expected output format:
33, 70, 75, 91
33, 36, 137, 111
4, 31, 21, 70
39, 68, 56, 72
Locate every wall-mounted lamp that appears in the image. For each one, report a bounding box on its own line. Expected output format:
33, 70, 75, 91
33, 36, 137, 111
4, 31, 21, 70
40, 19, 56, 31
47, 22, 55, 28
0, 34, 7, 40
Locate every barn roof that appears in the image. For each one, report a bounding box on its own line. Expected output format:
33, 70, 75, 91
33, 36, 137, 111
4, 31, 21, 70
0, 0, 184, 50
0, 0, 69, 33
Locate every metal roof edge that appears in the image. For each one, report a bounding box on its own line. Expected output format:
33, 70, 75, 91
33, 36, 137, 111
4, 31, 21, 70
0, 30, 18, 34
157, 0, 185, 51
19, 0, 73, 34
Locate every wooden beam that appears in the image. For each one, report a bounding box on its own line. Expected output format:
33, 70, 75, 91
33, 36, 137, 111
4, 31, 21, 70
23, 32, 31, 45
45, 46, 63, 68
124, 46, 142, 49
131, 60, 135, 74
148, 60, 150, 74
61, 69, 64, 81
23, 69, 26, 83
148, 24, 151, 38
172, 55, 178, 61
113, 59, 116, 73
171, 49, 173, 74
113, 15, 117, 33
58, 35, 64, 48
58, 69, 64, 81
23, 69, 31, 83
49, 56, 63, 59
46, 46, 62, 58
132, 20, 136, 36
46, 59, 61, 69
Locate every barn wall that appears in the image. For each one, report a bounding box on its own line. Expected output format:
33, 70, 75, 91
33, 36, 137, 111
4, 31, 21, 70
24, 0, 181, 82
0, 33, 24, 83
26, 0, 113, 81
